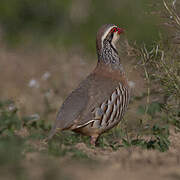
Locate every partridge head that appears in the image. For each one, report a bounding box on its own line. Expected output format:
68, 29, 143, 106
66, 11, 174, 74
48, 24, 130, 146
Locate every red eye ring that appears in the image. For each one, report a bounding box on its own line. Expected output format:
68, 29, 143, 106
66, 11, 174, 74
110, 27, 124, 34
111, 27, 117, 33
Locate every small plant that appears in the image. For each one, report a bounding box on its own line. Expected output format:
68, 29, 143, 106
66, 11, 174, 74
0, 100, 21, 135
125, 124, 170, 152
120, 0, 180, 152
115, 101, 170, 152
139, 41, 180, 129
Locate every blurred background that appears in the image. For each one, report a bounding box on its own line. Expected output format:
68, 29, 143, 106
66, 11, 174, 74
0, 0, 180, 180
0, 0, 160, 47
0, 0, 162, 118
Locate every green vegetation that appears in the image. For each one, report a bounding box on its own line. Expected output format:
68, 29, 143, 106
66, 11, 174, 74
0, 0, 161, 50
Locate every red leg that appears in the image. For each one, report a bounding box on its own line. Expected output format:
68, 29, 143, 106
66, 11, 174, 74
90, 135, 99, 146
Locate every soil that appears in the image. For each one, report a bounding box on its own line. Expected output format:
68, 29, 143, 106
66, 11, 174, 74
22, 129, 180, 180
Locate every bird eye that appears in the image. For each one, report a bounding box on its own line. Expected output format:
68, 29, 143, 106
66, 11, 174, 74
111, 27, 117, 33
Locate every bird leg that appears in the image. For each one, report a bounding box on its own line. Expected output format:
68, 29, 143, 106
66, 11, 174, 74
90, 135, 99, 146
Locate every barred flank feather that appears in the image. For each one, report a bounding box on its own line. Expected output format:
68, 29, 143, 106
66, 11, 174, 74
90, 83, 130, 131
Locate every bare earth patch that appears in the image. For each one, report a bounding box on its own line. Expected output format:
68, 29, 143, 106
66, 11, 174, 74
19, 129, 180, 180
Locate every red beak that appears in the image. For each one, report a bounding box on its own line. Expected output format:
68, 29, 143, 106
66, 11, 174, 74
117, 28, 124, 34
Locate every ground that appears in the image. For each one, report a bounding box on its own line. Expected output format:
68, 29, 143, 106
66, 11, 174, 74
19, 129, 180, 180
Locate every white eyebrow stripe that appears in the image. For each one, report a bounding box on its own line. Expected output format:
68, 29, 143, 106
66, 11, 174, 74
101, 25, 116, 48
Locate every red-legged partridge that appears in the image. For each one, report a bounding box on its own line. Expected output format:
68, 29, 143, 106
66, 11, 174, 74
48, 24, 130, 146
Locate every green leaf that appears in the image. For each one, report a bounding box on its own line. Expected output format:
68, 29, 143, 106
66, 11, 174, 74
122, 138, 131, 147
137, 105, 146, 115
147, 102, 162, 116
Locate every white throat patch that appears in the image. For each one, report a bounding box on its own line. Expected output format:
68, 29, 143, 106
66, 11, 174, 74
101, 26, 116, 48
111, 31, 119, 48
